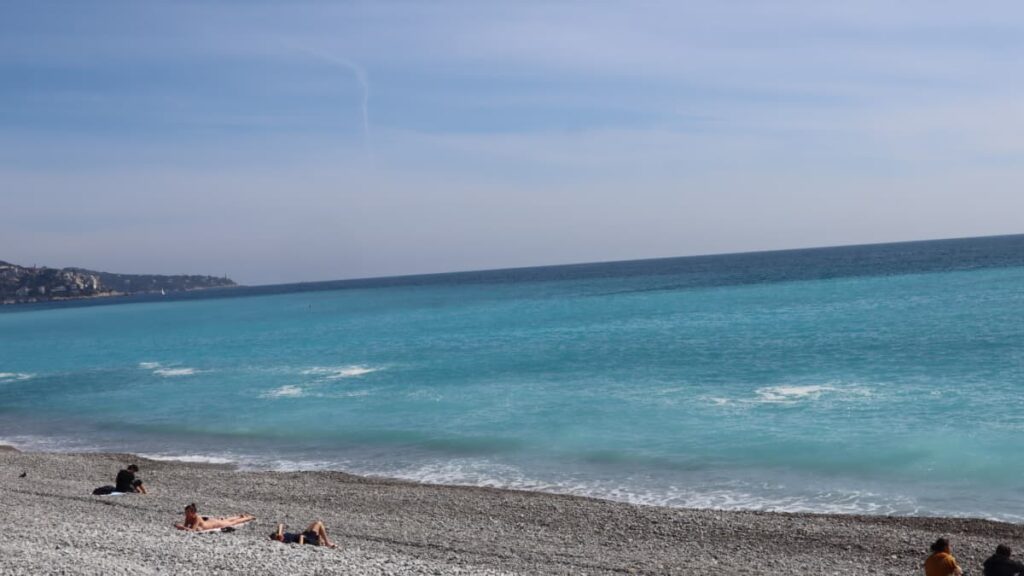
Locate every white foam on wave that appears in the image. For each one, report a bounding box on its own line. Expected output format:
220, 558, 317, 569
756, 384, 839, 403
70, 449, 1002, 521
0, 433, 105, 453
260, 385, 372, 400
344, 459, 923, 517
262, 385, 307, 398
153, 367, 197, 377
755, 383, 871, 404
301, 365, 381, 379
0, 372, 33, 383
257, 459, 343, 472
623, 486, 920, 517
139, 362, 200, 377
138, 453, 236, 465
705, 383, 873, 407
359, 459, 530, 490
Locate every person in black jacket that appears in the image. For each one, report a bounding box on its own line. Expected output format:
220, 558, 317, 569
115, 464, 147, 494
984, 544, 1024, 576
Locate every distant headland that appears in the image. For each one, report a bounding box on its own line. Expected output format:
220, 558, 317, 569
0, 260, 236, 305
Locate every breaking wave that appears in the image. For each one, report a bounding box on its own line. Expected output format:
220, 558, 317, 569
705, 383, 873, 406
301, 365, 381, 379
262, 385, 306, 398
154, 368, 197, 377
139, 362, 198, 377
754, 384, 871, 404
138, 453, 236, 465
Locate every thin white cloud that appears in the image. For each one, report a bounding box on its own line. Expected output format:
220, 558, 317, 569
311, 51, 371, 142
280, 45, 372, 148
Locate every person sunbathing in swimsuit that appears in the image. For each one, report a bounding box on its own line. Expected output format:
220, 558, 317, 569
175, 503, 255, 532
269, 520, 336, 548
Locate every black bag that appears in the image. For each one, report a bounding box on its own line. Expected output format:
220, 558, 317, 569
92, 485, 116, 495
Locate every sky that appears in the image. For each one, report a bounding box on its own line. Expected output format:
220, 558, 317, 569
2, 1, 1022, 285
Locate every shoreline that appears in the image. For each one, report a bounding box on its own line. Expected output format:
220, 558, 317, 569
2, 448, 1021, 575
3, 437, 1014, 522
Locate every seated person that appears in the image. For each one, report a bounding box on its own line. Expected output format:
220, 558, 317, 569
115, 464, 148, 494
175, 503, 255, 532
924, 537, 964, 576
985, 544, 1024, 576
269, 520, 336, 548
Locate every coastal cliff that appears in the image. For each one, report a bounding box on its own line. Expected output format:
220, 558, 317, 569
0, 260, 236, 304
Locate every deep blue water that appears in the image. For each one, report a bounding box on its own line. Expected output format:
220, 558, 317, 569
2, 235, 1023, 520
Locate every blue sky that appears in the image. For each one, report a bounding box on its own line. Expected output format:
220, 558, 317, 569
2, 1, 1022, 284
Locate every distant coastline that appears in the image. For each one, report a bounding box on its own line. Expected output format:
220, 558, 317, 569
3, 233, 1022, 310
0, 260, 236, 305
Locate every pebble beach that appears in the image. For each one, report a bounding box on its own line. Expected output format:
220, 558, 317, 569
2, 447, 1022, 575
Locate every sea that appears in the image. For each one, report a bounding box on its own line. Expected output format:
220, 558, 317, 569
2, 234, 1023, 521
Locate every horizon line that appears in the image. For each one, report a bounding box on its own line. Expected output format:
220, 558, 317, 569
250, 231, 1024, 289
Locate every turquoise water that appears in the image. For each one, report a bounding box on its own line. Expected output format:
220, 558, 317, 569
2, 236, 1023, 520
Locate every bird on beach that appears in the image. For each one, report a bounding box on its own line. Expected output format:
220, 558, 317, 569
19, 471, 26, 478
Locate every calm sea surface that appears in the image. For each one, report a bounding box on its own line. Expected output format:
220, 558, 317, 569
2, 235, 1023, 520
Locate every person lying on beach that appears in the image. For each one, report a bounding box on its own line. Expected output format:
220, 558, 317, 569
984, 544, 1024, 576
924, 537, 963, 576
175, 503, 255, 532
269, 521, 336, 548
115, 464, 147, 494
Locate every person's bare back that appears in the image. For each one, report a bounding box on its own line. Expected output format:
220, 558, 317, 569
175, 503, 255, 532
